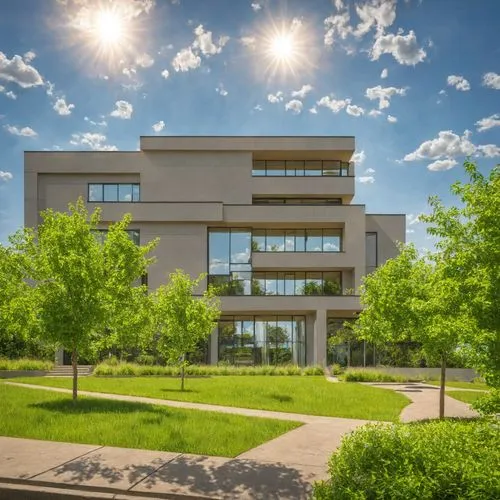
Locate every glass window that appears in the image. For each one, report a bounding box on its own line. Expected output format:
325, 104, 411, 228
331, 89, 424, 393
127, 230, 140, 245
253, 160, 266, 176
231, 230, 251, 264
306, 229, 323, 252
209, 230, 230, 275
285, 230, 296, 251
252, 272, 266, 295
366, 232, 377, 272
284, 273, 295, 295
265, 272, 278, 295
266, 160, 286, 176
295, 272, 305, 295
103, 184, 118, 202
88, 184, 103, 202
294, 229, 305, 251
305, 160, 322, 176
323, 229, 341, 252
305, 272, 322, 295
132, 184, 140, 202
276, 272, 286, 295
286, 160, 303, 176
324, 272, 341, 295
323, 160, 341, 176
252, 229, 266, 252
266, 230, 285, 252
341, 162, 350, 176
118, 184, 132, 202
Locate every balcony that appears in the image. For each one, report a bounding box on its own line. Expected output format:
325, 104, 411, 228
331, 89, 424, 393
92, 202, 224, 222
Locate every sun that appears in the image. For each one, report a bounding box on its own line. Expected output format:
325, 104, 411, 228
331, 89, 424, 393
270, 34, 294, 61
94, 10, 125, 46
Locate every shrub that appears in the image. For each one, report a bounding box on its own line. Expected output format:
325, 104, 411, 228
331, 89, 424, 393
136, 354, 155, 366
331, 363, 343, 376
472, 389, 500, 416
93, 362, 323, 377
342, 369, 416, 383
0, 358, 53, 371
313, 420, 500, 500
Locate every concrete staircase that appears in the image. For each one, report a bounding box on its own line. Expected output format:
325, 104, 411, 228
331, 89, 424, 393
47, 365, 94, 377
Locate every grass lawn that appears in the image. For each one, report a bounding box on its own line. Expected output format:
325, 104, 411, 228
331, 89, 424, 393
426, 380, 490, 391
0, 384, 300, 457
12, 375, 409, 422
447, 390, 485, 405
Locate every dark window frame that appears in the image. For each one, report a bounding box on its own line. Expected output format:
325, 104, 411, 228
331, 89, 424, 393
251, 228, 343, 253
365, 232, 378, 274
252, 160, 351, 177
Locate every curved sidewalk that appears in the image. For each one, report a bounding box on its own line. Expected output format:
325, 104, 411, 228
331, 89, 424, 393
364, 382, 479, 422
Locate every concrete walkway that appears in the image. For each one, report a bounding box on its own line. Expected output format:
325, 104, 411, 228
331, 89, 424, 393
364, 382, 479, 422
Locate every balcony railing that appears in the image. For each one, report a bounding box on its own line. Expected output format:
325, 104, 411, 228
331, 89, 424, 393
253, 160, 350, 177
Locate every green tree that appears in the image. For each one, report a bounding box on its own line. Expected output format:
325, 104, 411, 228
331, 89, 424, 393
11, 199, 156, 400
153, 269, 221, 390
354, 244, 473, 418
420, 161, 500, 388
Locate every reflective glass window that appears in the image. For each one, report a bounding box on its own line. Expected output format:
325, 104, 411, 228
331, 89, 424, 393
295, 272, 306, 295
306, 229, 323, 252
266, 160, 286, 176
323, 160, 341, 176
88, 184, 103, 202
305, 160, 322, 176
324, 271, 342, 295
266, 230, 285, 252
231, 230, 251, 264
209, 230, 230, 275
252, 229, 266, 252
253, 160, 266, 176
285, 230, 296, 251
103, 184, 118, 202
118, 184, 133, 202
132, 184, 140, 202
305, 272, 322, 295
323, 229, 341, 252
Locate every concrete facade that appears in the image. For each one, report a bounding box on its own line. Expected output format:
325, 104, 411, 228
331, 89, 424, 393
24, 136, 405, 366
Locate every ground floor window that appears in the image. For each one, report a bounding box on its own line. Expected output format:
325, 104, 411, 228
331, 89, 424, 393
218, 315, 306, 366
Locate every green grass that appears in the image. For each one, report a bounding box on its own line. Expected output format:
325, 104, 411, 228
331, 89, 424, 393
341, 369, 417, 383
94, 361, 324, 376
0, 358, 53, 371
12, 375, 410, 421
0, 384, 300, 457
426, 380, 490, 391
447, 390, 485, 405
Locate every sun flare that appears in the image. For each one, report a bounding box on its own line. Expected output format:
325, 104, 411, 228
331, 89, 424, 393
94, 10, 125, 46
270, 34, 294, 61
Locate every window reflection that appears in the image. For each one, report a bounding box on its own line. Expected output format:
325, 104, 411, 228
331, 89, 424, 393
88, 183, 140, 202
252, 160, 350, 177
252, 228, 342, 253
219, 315, 306, 366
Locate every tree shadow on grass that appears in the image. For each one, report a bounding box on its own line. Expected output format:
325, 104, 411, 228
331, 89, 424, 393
268, 393, 293, 403
160, 388, 198, 394
29, 397, 172, 415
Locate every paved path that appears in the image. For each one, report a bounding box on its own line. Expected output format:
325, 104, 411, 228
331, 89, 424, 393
364, 382, 479, 422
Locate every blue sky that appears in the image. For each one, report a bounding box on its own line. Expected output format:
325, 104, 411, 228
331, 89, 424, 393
0, 0, 499, 250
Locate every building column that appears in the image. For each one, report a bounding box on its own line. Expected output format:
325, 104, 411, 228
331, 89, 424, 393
55, 348, 64, 366
305, 314, 316, 365
314, 309, 327, 367
209, 326, 218, 365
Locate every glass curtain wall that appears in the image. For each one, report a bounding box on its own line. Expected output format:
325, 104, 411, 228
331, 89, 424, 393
252, 229, 342, 252
253, 160, 350, 177
218, 316, 306, 366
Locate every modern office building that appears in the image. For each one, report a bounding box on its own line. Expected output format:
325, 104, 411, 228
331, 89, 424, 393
25, 136, 405, 366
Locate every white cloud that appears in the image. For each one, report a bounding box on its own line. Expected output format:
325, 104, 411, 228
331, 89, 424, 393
161, 69, 170, 79
358, 176, 375, 184
476, 113, 500, 132
406, 229, 415, 234
447, 75, 470, 91
110, 100, 133, 119
368, 109, 383, 117
352, 0, 397, 38
291, 84, 313, 99
192, 25, 228, 56
45, 81, 55, 96
427, 158, 457, 171
365, 167, 375, 174
346, 104, 364, 116
172, 47, 201, 72
4, 125, 37, 137
23, 50, 36, 63
251, 2, 261, 11
324, 12, 351, 46
152, 120, 165, 132
122, 67, 136, 78
406, 213, 422, 226
268, 91, 284, 103
380, 68, 388, 79
439, 89, 446, 96
136, 52, 154, 68
253, 104, 263, 111
0, 171, 13, 182
387, 114, 397, 123
0, 52, 44, 88
53, 97, 75, 116
482, 72, 500, 90
285, 99, 303, 114
352, 150, 366, 164
317, 95, 350, 113
365, 85, 406, 109
84, 116, 107, 127
0, 85, 16, 99
334, 0, 344, 10
216, 84, 228, 96
371, 30, 426, 65
309, 106, 318, 114
404, 130, 475, 162
70, 132, 117, 151
476, 144, 500, 158
240, 36, 256, 48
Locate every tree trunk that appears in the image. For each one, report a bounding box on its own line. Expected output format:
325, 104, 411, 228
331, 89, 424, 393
71, 348, 78, 401
181, 354, 185, 391
439, 356, 446, 419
